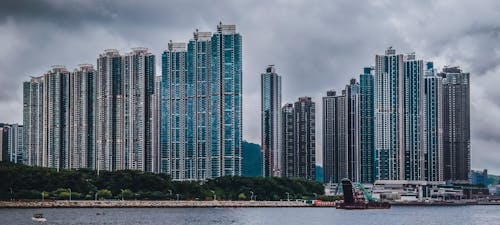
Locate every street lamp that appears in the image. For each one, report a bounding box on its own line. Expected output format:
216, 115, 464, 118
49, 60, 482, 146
285, 192, 290, 201
9, 187, 13, 201
41, 191, 45, 201
211, 190, 216, 201
95, 192, 99, 201
68, 188, 72, 201
313, 193, 318, 199
168, 189, 173, 200
121, 189, 124, 201
176, 194, 180, 201
250, 191, 254, 201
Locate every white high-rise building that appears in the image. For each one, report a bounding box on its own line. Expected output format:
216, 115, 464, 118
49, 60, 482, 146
23, 76, 44, 166
69, 64, 96, 169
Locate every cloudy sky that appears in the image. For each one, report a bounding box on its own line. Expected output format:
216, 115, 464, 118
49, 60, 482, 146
1, 0, 500, 174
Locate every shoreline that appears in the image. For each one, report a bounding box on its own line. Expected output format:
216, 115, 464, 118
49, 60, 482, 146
1, 200, 499, 208
0, 200, 312, 208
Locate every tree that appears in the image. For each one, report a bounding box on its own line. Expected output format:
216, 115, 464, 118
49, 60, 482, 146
121, 189, 134, 200
96, 189, 112, 200
238, 193, 247, 200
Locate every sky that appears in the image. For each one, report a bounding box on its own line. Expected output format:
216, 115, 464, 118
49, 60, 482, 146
1, 0, 500, 174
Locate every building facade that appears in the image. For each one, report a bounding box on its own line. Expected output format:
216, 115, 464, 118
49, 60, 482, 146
96, 49, 124, 172
281, 103, 295, 178
43, 66, 71, 170
160, 23, 242, 180
440, 66, 470, 182
402, 53, 424, 181
0, 124, 24, 163
161, 41, 189, 179
123, 48, 156, 172
374, 47, 404, 180
69, 64, 96, 169
282, 97, 315, 180
23, 76, 44, 166
359, 67, 375, 183
261, 65, 282, 177
322, 90, 346, 183
423, 62, 444, 181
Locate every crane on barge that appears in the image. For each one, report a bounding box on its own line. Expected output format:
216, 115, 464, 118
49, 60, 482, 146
336, 178, 391, 209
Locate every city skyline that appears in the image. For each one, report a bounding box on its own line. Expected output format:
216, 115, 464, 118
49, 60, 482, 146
1, 0, 499, 174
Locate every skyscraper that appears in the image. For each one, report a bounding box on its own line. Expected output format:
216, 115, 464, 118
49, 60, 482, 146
323, 90, 346, 183
43, 65, 70, 170
96, 49, 124, 172
0, 124, 24, 163
359, 67, 375, 183
210, 23, 242, 178
322, 79, 360, 183
23, 76, 44, 166
282, 97, 315, 180
402, 53, 424, 181
161, 23, 242, 180
261, 65, 282, 177
440, 66, 470, 182
375, 47, 404, 180
152, 75, 162, 173
345, 79, 360, 182
423, 62, 443, 181
295, 97, 316, 180
161, 41, 191, 179
375, 48, 425, 181
281, 103, 295, 178
123, 48, 156, 172
69, 64, 96, 169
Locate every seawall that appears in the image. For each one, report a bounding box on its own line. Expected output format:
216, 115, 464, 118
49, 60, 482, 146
0, 200, 311, 208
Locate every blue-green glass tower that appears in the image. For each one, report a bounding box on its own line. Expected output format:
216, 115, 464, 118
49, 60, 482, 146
210, 23, 242, 178
160, 23, 242, 180
359, 67, 375, 183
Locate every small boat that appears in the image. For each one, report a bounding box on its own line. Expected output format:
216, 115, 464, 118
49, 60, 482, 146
32, 213, 47, 222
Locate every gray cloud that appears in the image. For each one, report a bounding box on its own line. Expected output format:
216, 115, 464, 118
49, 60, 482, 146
1, 0, 500, 174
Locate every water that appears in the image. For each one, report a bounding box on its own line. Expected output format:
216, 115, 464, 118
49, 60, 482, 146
1, 206, 499, 225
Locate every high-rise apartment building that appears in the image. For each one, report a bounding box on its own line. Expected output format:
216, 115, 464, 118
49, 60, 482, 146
345, 79, 360, 182
23, 76, 44, 166
281, 103, 295, 178
375, 47, 404, 180
0, 124, 24, 163
43, 66, 71, 170
96, 48, 156, 172
282, 97, 315, 180
402, 53, 424, 181
359, 67, 375, 183
423, 62, 443, 181
323, 90, 346, 183
160, 23, 242, 180
152, 75, 161, 173
375, 48, 425, 181
440, 66, 470, 182
322, 79, 360, 183
161, 41, 191, 179
96, 49, 124, 172
261, 65, 282, 177
123, 48, 156, 172
210, 23, 242, 178
69, 64, 96, 169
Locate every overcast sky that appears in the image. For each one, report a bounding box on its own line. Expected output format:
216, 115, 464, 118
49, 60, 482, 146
1, 0, 500, 174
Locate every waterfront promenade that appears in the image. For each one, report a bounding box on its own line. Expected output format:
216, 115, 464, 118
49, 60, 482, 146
0, 200, 310, 208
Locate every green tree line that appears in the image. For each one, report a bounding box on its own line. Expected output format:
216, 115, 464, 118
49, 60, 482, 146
0, 162, 324, 201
